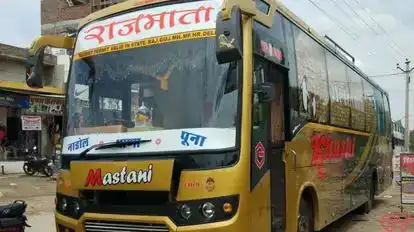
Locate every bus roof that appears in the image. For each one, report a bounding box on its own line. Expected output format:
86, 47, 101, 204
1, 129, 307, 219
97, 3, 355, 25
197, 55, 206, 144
78, 0, 388, 97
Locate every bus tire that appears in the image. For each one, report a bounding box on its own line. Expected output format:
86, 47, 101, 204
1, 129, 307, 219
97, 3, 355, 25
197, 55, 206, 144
298, 198, 314, 232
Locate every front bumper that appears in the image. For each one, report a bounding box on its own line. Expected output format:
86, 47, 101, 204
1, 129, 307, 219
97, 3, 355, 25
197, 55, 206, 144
55, 211, 242, 232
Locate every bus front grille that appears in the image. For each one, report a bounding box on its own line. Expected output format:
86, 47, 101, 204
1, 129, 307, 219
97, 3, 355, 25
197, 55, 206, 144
84, 221, 169, 232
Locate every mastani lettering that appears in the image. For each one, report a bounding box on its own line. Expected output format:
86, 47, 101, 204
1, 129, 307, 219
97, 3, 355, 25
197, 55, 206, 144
311, 133, 356, 180
84, 164, 153, 187
84, 6, 214, 44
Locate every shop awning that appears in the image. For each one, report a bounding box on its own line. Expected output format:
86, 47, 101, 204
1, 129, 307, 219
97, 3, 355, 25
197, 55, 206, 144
0, 81, 65, 96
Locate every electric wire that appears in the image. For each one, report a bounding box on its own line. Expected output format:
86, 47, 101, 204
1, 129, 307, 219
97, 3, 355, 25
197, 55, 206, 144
325, 0, 376, 57
305, 0, 357, 40
369, 73, 404, 78
349, 0, 405, 57
305, 0, 378, 60
337, 0, 405, 58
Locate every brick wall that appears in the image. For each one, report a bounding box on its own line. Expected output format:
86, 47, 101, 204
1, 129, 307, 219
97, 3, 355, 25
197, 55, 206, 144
60, 4, 92, 22
41, 0, 61, 25
41, 0, 91, 25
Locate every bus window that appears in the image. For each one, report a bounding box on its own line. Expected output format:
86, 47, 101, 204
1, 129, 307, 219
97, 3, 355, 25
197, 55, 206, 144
384, 94, 392, 136
294, 28, 329, 123
373, 88, 385, 135
283, 17, 301, 134
347, 68, 365, 131
269, 65, 285, 145
362, 79, 376, 133
252, 59, 267, 128
326, 52, 351, 128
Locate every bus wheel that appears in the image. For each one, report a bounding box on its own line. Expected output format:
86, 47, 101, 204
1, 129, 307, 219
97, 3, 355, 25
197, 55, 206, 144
298, 198, 314, 232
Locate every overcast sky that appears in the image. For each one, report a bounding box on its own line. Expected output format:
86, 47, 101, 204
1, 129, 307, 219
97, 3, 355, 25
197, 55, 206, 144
0, 0, 413, 127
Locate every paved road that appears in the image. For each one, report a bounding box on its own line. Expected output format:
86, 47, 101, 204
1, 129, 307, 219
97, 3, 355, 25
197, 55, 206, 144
0, 174, 55, 232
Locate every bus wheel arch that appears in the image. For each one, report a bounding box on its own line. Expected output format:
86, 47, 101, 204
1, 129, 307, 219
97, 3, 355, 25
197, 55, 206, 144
298, 185, 319, 231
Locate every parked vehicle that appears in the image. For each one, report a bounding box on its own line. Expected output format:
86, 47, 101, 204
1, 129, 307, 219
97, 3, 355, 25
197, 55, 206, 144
0, 200, 30, 232
22, 146, 54, 177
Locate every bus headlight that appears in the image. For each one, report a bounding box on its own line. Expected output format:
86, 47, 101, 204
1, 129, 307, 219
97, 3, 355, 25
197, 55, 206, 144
201, 202, 215, 218
73, 200, 80, 215
56, 194, 83, 219
179, 204, 192, 219
173, 195, 239, 226
60, 197, 68, 211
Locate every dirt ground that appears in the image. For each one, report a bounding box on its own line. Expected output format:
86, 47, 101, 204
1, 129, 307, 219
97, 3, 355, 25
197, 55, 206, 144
321, 182, 414, 232
0, 174, 55, 232
0, 174, 413, 232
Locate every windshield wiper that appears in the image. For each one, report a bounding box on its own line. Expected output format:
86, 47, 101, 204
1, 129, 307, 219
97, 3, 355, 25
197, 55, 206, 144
78, 139, 152, 159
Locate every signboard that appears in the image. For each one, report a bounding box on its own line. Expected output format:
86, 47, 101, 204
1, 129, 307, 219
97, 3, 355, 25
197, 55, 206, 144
73, 0, 222, 59
402, 182, 414, 204
23, 96, 64, 115
0, 91, 29, 108
21, 116, 42, 131
400, 153, 414, 204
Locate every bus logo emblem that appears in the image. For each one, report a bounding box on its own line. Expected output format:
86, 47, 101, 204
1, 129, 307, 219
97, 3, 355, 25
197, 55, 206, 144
255, 142, 265, 169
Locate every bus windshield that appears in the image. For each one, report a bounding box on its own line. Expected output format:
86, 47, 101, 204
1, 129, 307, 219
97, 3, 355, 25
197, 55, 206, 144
67, 38, 238, 135
63, 0, 240, 155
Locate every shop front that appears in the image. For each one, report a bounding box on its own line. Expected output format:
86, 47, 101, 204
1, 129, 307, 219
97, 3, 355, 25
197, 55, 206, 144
0, 91, 30, 161
22, 95, 64, 159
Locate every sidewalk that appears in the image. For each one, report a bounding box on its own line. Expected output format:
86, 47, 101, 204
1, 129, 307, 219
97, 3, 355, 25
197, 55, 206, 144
0, 161, 24, 174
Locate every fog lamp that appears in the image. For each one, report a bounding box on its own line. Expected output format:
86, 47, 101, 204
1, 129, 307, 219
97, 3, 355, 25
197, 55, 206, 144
201, 202, 215, 218
73, 200, 80, 214
61, 197, 68, 211
179, 204, 192, 220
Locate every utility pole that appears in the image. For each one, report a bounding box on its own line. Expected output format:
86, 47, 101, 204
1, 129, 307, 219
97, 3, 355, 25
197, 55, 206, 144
397, 58, 414, 152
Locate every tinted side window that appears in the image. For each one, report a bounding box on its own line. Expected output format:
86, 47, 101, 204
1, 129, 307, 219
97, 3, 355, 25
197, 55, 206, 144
348, 68, 365, 131
384, 94, 391, 136
362, 79, 376, 133
272, 12, 286, 42
374, 89, 385, 135
326, 52, 350, 128
294, 27, 329, 123
283, 17, 301, 133
253, 11, 285, 43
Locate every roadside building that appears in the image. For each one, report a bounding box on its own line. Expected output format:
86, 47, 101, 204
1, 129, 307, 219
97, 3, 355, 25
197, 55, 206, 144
0, 43, 65, 161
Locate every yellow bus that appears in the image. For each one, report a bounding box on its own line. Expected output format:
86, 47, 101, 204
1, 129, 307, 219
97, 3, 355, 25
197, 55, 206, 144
26, 0, 394, 231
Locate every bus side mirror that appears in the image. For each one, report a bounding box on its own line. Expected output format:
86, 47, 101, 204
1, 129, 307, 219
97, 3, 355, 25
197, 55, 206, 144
25, 46, 46, 88
25, 35, 75, 88
215, 6, 243, 64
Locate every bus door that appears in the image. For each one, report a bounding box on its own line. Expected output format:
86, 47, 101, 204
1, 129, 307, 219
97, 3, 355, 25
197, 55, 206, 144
251, 55, 287, 232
